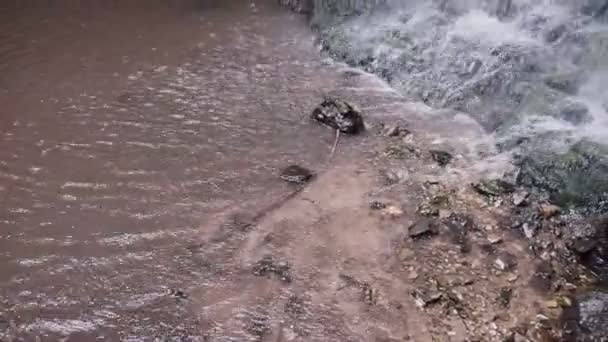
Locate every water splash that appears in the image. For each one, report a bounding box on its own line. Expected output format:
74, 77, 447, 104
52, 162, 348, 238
317, 0, 608, 146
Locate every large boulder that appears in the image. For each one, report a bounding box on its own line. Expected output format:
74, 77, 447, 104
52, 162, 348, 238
516, 141, 608, 213
562, 291, 608, 341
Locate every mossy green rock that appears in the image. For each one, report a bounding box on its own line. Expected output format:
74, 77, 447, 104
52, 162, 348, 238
516, 141, 608, 212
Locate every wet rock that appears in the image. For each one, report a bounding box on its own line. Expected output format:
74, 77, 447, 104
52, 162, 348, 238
559, 101, 592, 125
538, 203, 561, 219
545, 72, 581, 95
383, 125, 410, 137
408, 218, 438, 239
252, 255, 292, 283
429, 150, 453, 167
311, 97, 364, 134
494, 252, 518, 271
280, 165, 314, 184
561, 291, 608, 341
516, 141, 608, 213
473, 179, 516, 197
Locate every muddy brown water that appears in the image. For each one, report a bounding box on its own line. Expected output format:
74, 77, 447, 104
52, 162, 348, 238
0, 0, 420, 340
0, 0, 338, 339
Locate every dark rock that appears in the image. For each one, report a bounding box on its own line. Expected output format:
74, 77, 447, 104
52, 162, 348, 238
169, 289, 188, 299
280, 165, 314, 184
429, 150, 453, 167
559, 102, 592, 125
311, 97, 364, 134
561, 291, 608, 341
544, 73, 580, 94
497, 287, 513, 308
473, 179, 516, 197
572, 238, 598, 254
252, 256, 292, 283
442, 214, 473, 253
516, 141, 608, 213
408, 218, 438, 239
369, 200, 387, 210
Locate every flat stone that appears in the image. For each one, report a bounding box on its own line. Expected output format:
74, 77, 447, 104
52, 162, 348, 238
408, 218, 437, 239
279, 165, 314, 184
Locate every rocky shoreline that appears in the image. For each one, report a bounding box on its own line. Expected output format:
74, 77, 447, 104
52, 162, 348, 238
282, 1, 608, 340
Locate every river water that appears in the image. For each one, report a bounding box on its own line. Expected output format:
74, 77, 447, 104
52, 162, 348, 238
0, 1, 383, 340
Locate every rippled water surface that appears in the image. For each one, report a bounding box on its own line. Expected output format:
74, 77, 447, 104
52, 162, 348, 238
0, 1, 370, 339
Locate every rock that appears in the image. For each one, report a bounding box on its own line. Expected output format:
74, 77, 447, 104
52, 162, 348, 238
311, 97, 364, 134
522, 222, 537, 239
516, 141, 608, 213
559, 101, 592, 125
408, 218, 438, 239
382, 205, 404, 218
473, 179, 516, 197
369, 200, 387, 210
252, 256, 292, 283
381, 169, 408, 185
494, 252, 518, 271
429, 150, 453, 167
544, 73, 579, 94
411, 288, 443, 308
561, 291, 608, 341
443, 214, 472, 253
279, 0, 313, 14
383, 125, 410, 137
538, 203, 561, 219
571, 237, 598, 254
512, 191, 529, 206
280, 165, 314, 184
488, 234, 503, 244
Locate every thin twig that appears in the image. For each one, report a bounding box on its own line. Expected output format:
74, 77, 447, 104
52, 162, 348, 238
327, 128, 341, 162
